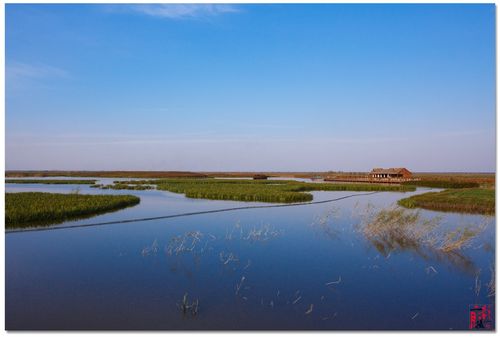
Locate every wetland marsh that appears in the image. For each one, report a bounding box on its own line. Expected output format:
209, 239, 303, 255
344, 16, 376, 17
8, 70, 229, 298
5, 177, 495, 330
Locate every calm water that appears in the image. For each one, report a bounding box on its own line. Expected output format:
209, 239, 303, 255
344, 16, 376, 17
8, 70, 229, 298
5, 179, 495, 330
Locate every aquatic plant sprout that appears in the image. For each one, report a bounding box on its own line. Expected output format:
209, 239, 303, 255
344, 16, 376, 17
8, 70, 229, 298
358, 205, 489, 254
355, 204, 491, 273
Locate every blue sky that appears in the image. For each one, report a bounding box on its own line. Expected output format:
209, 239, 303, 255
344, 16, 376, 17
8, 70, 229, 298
6, 4, 496, 172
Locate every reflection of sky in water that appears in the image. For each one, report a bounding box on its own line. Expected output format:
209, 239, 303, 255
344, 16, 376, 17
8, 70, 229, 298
6, 181, 495, 330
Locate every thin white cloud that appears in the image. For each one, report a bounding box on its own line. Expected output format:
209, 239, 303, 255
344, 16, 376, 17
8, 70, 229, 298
128, 4, 239, 19
6, 62, 69, 81
231, 122, 302, 130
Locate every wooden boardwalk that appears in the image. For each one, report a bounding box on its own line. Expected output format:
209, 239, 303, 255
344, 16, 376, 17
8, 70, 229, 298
323, 177, 418, 184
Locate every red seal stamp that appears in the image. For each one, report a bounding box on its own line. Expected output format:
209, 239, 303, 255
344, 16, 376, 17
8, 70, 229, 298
469, 304, 493, 330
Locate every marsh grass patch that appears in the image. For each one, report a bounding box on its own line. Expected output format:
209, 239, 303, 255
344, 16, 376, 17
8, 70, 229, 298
6, 192, 140, 229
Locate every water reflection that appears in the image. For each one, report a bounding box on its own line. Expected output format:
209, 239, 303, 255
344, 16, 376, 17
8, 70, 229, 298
356, 205, 491, 276
5, 183, 496, 330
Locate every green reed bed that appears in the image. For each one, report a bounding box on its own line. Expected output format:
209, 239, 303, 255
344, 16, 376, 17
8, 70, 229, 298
180, 184, 312, 203
6, 179, 97, 185
402, 180, 480, 189
398, 188, 495, 215
156, 180, 312, 202
151, 179, 415, 203
292, 182, 415, 192
6, 192, 140, 229
91, 183, 154, 190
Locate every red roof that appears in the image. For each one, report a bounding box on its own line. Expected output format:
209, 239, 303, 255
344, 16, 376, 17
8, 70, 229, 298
370, 168, 411, 174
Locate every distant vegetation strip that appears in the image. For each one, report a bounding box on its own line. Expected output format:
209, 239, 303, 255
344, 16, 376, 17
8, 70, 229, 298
398, 188, 494, 215
412, 173, 495, 188
6, 192, 140, 229
90, 183, 154, 190
6, 171, 495, 187
403, 180, 480, 189
129, 178, 416, 203
6, 179, 97, 185
6, 171, 207, 179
